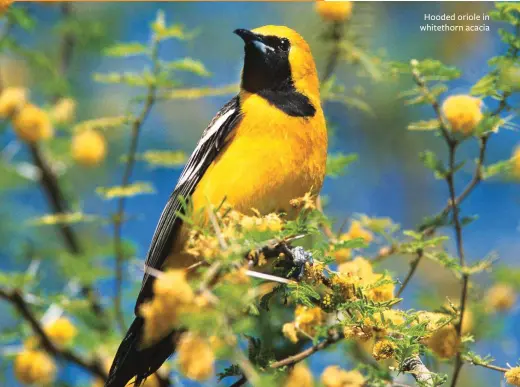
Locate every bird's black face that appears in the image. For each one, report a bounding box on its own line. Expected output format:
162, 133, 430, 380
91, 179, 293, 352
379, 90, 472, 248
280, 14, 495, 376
234, 29, 292, 93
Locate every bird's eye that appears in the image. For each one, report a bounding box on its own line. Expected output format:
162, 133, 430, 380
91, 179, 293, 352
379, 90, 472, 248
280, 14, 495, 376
280, 38, 290, 51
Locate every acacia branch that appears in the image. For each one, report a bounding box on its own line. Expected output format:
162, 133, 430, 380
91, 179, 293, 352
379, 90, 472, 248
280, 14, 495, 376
402, 356, 435, 386
0, 288, 107, 381
113, 33, 160, 332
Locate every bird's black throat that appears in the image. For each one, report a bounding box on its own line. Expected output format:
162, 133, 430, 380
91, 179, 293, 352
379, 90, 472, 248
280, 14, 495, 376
240, 34, 316, 118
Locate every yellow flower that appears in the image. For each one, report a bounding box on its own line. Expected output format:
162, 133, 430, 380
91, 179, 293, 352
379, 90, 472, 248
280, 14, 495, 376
153, 270, 194, 304
441, 95, 483, 136
13, 103, 53, 143
285, 363, 314, 387
321, 366, 364, 387
14, 350, 57, 385
294, 305, 325, 336
485, 283, 517, 312
366, 275, 395, 302
343, 325, 373, 342
315, 1, 353, 22
506, 367, 520, 386
338, 257, 374, 284
177, 333, 215, 381
44, 317, 77, 347
347, 221, 373, 244
50, 97, 76, 124
331, 273, 357, 301
427, 324, 460, 359
0, 0, 13, 15
0, 87, 27, 118
283, 322, 299, 343
72, 129, 107, 166
372, 339, 396, 361
140, 270, 194, 345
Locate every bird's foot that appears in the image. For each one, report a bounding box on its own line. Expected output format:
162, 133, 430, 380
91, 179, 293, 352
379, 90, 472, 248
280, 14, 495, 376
288, 246, 314, 280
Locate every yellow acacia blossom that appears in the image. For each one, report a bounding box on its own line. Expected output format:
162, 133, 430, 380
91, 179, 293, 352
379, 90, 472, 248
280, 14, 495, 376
13, 103, 53, 143
50, 97, 76, 124
303, 260, 325, 284
415, 312, 460, 358
321, 366, 364, 387
140, 270, 194, 345
485, 283, 517, 312
332, 221, 373, 263
343, 324, 373, 342
72, 129, 107, 166
331, 273, 357, 301
372, 339, 396, 361
337, 257, 394, 302
315, 1, 353, 22
290, 191, 316, 211
44, 317, 77, 347
285, 363, 314, 387
14, 350, 57, 385
241, 211, 283, 232
283, 305, 325, 343
282, 322, 299, 343
441, 95, 483, 136
177, 333, 215, 381
0, 87, 27, 118
506, 367, 520, 386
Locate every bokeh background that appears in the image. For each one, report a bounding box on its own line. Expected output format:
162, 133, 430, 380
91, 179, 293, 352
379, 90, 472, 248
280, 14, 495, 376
0, 2, 519, 386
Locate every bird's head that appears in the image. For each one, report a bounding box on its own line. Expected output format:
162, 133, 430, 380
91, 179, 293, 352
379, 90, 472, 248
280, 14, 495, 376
234, 25, 320, 99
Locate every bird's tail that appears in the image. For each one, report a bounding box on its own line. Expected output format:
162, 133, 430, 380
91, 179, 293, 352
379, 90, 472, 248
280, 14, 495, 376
105, 317, 177, 387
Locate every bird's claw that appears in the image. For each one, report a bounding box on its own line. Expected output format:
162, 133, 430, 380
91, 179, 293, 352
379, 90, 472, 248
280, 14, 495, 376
290, 246, 313, 280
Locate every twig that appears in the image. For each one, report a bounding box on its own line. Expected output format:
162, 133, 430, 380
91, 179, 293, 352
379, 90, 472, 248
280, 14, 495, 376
396, 250, 423, 297
0, 288, 107, 380
270, 333, 343, 369
321, 21, 345, 83
113, 32, 160, 332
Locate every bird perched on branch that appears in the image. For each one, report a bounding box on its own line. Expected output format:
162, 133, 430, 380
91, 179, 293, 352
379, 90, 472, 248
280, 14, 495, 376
106, 25, 328, 387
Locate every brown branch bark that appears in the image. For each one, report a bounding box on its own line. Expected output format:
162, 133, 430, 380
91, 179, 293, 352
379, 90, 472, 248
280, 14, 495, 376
0, 288, 107, 381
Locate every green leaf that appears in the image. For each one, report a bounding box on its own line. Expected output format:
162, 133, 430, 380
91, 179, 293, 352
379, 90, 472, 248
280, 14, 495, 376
137, 150, 187, 168
471, 73, 497, 96
419, 150, 447, 179
166, 58, 211, 77
482, 160, 512, 179
27, 212, 100, 227
407, 119, 440, 131
7, 7, 36, 30
96, 182, 155, 200
326, 153, 358, 178
103, 42, 149, 57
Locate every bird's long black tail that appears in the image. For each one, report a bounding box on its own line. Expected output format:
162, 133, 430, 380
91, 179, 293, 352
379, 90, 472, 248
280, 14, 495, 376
105, 317, 177, 387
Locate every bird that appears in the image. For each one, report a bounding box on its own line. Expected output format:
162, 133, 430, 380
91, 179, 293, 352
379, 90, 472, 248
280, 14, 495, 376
105, 25, 328, 387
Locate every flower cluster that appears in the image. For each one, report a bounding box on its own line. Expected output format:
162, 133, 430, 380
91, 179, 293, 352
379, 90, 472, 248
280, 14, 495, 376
331, 221, 373, 263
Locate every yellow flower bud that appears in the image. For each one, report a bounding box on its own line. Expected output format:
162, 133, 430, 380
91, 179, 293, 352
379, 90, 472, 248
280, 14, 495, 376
372, 339, 396, 361
14, 350, 57, 385
441, 95, 483, 136
485, 283, 517, 312
315, 1, 353, 22
506, 367, 520, 386
177, 333, 215, 381
282, 322, 299, 344
44, 317, 77, 347
285, 363, 314, 387
0, 87, 27, 119
72, 129, 107, 166
321, 366, 364, 387
50, 97, 76, 124
13, 104, 53, 143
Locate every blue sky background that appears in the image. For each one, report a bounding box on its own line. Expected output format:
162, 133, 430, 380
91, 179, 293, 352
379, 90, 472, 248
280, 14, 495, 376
1, 2, 519, 386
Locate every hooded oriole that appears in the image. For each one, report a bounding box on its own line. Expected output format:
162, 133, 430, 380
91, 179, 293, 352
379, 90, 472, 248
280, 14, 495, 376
106, 25, 328, 387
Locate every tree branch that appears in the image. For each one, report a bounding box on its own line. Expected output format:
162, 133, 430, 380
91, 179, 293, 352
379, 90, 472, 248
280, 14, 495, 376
0, 288, 107, 381
113, 32, 160, 333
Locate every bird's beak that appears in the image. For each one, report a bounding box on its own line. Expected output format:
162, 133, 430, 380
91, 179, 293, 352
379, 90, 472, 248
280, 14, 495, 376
234, 28, 270, 54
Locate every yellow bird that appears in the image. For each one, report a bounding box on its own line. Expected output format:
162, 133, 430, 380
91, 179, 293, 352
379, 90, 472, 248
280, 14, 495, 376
106, 25, 328, 387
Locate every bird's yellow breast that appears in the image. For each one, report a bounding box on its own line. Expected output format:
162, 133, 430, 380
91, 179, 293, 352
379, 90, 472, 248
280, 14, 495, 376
191, 92, 327, 217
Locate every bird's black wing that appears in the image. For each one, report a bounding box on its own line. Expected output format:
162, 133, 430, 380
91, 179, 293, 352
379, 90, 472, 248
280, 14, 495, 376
135, 96, 242, 310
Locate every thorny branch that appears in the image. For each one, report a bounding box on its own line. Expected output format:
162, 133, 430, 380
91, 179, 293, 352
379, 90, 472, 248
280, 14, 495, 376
113, 31, 160, 333
0, 288, 108, 381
